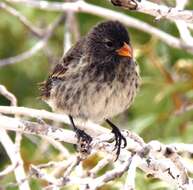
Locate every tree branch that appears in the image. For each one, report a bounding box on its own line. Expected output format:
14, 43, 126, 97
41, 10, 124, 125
175, 0, 193, 46
0, 2, 43, 37
5, 0, 193, 54
0, 13, 65, 66
1, 109, 193, 189
0, 85, 30, 190
0, 105, 109, 135
111, 0, 193, 23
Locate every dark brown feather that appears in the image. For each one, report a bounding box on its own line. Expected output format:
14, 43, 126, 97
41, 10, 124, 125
40, 38, 85, 99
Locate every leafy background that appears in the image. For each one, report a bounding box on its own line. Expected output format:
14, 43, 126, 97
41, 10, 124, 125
0, 0, 193, 189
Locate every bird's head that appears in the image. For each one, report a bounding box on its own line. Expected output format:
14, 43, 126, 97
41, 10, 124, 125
85, 21, 133, 63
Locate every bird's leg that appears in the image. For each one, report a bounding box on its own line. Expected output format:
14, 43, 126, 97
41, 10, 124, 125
69, 115, 92, 156
106, 119, 127, 160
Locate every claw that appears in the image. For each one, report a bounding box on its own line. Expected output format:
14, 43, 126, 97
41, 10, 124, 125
122, 136, 127, 148
112, 127, 119, 151
76, 128, 92, 154
106, 119, 127, 161
69, 116, 92, 156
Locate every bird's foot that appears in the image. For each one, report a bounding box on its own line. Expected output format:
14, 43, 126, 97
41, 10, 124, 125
75, 128, 92, 156
106, 119, 127, 161
69, 115, 92, 158
111, 125, 127, 160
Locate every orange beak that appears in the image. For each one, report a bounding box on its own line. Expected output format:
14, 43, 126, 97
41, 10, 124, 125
116, 42, 133, 58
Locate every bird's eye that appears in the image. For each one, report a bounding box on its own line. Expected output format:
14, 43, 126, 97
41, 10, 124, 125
105, 41, 113, 48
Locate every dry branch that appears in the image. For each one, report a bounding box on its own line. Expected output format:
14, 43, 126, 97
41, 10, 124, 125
0, 85, 30, 190
0, 2, 43, 37
111, 0, 193, 23
0, 13, 65, 66
0, 106, 193, 189
5, 0, 193, 55
0, 105, 108, 135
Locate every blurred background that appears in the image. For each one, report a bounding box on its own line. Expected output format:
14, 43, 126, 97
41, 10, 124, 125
0, 0, 193, 189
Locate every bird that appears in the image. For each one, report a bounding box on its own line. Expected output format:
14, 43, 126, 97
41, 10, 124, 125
40, 20, 140, 159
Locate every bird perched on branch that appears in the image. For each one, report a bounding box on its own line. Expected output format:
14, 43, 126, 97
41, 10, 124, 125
40, 21, 140, 159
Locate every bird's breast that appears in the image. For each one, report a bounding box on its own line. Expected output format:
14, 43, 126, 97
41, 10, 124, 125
83, 64, 140, 122
45, 60, 140, 123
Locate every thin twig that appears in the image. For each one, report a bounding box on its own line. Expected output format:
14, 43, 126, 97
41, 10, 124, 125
124, 154, 140, 190
0, 85, 17, 106
6, 0, 193, 54
0, 13, 65, 66
0, 85, 30, 190
0, 2, 43, 37
175, 0, 193, 46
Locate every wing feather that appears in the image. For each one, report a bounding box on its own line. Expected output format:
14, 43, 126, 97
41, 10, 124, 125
40, 38, 85, 98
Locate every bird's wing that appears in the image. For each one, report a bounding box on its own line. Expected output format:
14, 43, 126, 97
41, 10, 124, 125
40, 38, 85, 98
